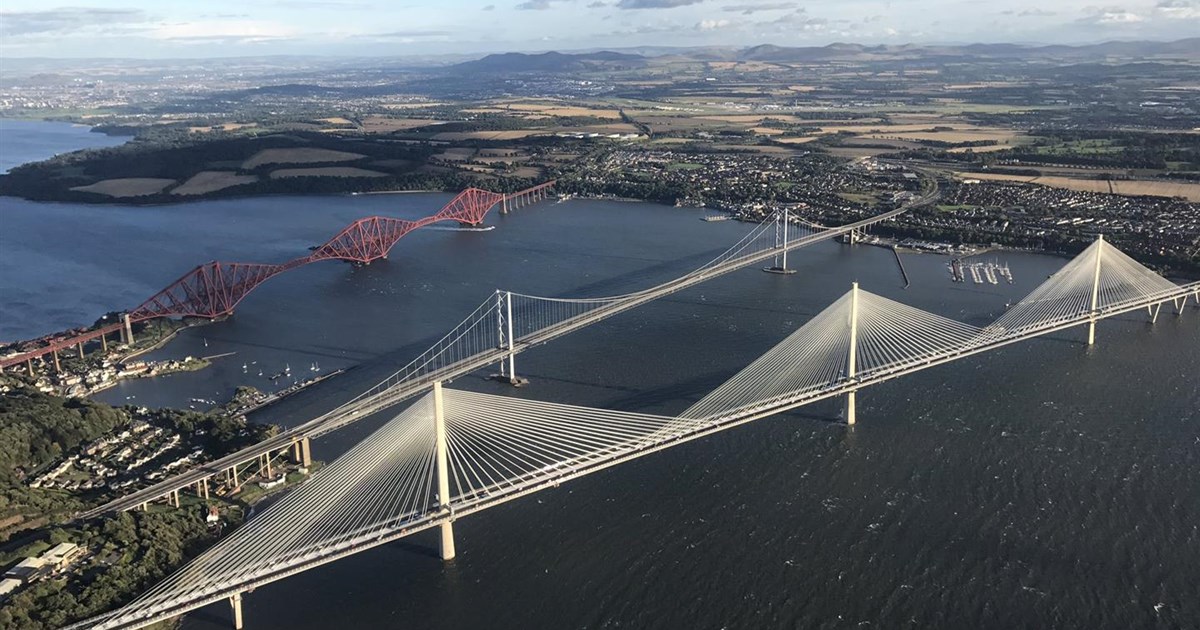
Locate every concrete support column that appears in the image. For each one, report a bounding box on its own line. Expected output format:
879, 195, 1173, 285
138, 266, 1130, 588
263, 453, 273, 479
1087, 235, 1103, 346
433, 382, 456, 561
171, 489, 180, 508
122, 314, 135, 345
77, 343, 85, 359
26, 359, 34, 377
52, 350, 61, 373
101, 333, 108, 353
229, 592, 244, 630
299, 437, 312, 467
229, 465, 239, 488
501, 196, 508, 215
1150, 302, 1162, 324
845, 282, 859, 426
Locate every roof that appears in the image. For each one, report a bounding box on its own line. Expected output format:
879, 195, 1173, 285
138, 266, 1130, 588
46, 542, 79, 558
11, 557, 45, 570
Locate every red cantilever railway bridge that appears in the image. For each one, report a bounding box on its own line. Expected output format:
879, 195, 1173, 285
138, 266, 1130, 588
0, 182, 555, 371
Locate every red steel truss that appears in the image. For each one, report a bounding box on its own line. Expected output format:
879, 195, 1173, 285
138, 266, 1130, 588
1, 182, 555, 370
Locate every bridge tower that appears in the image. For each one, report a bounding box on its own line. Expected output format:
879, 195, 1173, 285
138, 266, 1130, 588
845, 282, 859, 425
764, 207, 797, 274
1088, 235, 1103, 345
433, 382, 456, 561
495, 290, 522, 385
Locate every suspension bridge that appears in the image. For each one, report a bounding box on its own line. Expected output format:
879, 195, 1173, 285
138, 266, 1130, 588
67, 236, 1198, 630
0, 182, 554, 373
76, 180, 934, 519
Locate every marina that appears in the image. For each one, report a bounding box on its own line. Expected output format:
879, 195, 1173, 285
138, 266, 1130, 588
950, 258, 1013, 285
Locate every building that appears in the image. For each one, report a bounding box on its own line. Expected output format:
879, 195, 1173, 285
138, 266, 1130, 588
3, 557, 48, 583
0, 577, 22, 600
43, 542, 83, 570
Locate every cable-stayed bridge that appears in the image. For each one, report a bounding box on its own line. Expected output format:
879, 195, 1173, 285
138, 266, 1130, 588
77, 185, 932, 518
69, 237, 1197, 630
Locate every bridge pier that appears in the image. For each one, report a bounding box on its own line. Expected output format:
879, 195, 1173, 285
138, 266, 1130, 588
122, 313, 134, 345
170, 489, 180, 508
229, 592, 244, 630
291, 437, 312, 467
77, 342, 84, 359
1149, 302, 1162, 324
432, 382, 456, 561
26, 359, 34, 377
52, 350, 61, 373
101, 332, 108, 353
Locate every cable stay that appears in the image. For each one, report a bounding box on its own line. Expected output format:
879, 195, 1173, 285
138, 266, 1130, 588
65, 237, 1197, 630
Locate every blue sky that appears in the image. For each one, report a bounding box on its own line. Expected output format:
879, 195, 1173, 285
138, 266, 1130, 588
1, 1, 1197, 58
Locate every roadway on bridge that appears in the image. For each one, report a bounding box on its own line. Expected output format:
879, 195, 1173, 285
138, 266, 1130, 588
66, 236, 1197, 630
78, 177, 938, 518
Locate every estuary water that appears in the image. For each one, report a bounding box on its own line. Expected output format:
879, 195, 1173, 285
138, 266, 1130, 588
0, 121, 1197, 629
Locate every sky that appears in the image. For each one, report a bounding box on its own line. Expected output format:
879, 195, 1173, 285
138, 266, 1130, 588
0, 0, 1198, 58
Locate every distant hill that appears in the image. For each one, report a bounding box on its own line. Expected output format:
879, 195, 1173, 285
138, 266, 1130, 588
733, 39, 1200, 62
443, 38, 1200, 74
449, 51, 646, 73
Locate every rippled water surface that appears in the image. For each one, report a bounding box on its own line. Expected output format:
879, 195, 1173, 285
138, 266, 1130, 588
1, 122, 1197, 630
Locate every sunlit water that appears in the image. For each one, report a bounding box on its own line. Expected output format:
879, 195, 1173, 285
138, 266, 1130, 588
1, 122, 1196, 629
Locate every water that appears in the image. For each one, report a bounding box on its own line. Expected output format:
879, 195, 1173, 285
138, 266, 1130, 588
1, 121, 1197, 629
0, 118, 129, 173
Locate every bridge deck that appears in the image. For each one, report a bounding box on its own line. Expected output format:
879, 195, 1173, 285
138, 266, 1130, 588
69, 281, 1196, 630
78, 195, 927, 518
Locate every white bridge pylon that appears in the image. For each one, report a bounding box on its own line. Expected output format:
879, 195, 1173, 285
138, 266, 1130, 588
68, 237, 1197, 630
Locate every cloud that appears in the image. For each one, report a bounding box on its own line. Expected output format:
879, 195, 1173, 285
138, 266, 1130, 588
1001, 8, 1056, 17
616, 0, 706, 9
588, 1, 609, 6
149, 20, 300, 43
0, 7, 148, 37
1077, 5, 1146, 25
722, 2, 795, 15
372, 29, 452, 38
1156, 0, 1200, 18
517, 0, 554, 9
482, 3, 496, 8
695, 18, 732, 29
272, 1, 372, 8
767, 10, 827, 31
